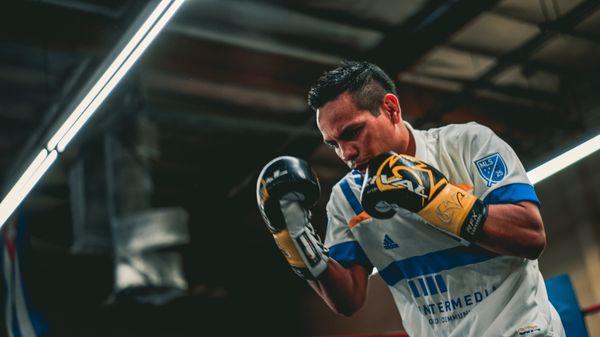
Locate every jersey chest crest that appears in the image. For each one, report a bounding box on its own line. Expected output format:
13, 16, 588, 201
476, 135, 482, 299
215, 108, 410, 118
475, 153, 507, 187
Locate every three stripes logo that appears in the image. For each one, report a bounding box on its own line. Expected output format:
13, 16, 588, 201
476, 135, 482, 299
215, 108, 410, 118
383, 234, 399, 249
408, 274, 447, 298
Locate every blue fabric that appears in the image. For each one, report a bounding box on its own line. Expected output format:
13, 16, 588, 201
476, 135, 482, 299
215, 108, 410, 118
408, 280, 420, 298
378, 245, 498, 286
483, 183, 540, 206
1, 211, 48, 337
425, 275, 438, 295
351, 170, 364, 186
435, 274, 447, 293
16, 212, 48, 336
2, 224, 24, 337
545, 274, 589, 337
328, 241, 372, 269
417, 278, 429, 296
11, 301, 24, 337
339, 179, 363, 215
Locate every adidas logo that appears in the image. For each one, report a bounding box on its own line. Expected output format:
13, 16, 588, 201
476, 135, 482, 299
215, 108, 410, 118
383, 234, 399, 249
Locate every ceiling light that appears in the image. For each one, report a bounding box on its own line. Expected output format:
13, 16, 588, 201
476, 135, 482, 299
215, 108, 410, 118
0, 150, 57, 227
527, 134, 600, 185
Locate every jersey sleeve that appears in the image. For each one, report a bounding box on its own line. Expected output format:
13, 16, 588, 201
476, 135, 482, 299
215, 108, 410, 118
324, 181, 373, 269
461, 123, 540, 207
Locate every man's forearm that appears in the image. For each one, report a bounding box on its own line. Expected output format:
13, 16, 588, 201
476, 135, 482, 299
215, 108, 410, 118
477, 201, 546, 259
307, 260, 369, 317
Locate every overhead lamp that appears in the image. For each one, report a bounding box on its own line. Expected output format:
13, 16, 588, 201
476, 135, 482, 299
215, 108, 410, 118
52, 0, 185, 152
0, 0, 185, 230
527, 134, 600, 185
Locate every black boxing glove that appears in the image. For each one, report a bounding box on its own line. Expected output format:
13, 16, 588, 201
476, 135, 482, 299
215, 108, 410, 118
256, 156, 328, 279
360, 152, 487, 243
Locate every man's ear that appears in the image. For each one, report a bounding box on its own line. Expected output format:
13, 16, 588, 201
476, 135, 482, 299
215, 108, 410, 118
383, 93, 401, 124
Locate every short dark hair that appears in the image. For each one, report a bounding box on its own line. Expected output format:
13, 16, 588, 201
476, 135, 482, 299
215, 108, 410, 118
308, 61, 396, 116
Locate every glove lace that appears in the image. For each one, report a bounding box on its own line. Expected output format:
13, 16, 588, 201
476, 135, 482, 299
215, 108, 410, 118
305, 221, 328, 254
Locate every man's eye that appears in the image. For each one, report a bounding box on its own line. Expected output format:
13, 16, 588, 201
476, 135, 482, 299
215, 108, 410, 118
343, 127, 362, 140
325, 142, 338, 149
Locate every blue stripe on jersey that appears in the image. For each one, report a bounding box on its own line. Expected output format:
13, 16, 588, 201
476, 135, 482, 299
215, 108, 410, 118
339, 179, 363, 215
483, 183, 540, 206
435, 274, 447, 293
378, 245, 498, 286
351, 170, 364, 186
408, 280, 420, 298
328, 241, 372, 269
417, 278, 429, 296
425, 275, 439, 295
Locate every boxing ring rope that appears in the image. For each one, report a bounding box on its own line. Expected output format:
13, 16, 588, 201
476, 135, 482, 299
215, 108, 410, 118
317, 303, 600, 337
582, 303, 600, 316
318, 331, 408, 337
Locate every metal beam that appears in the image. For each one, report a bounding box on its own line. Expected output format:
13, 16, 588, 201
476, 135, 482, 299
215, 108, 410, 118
257, 1, 390, 32
477, 83, 559, 104
166, 22, 343, 65
401, 72, 560, 106
446, 42, 573, 76
145, 107, 319, 137
38, 0, 132, 19
417, 0, 600, 126
5, 58, 92, 182
367, 0, 502, 75
492, 8, 600, 45
142, 70, 308, 114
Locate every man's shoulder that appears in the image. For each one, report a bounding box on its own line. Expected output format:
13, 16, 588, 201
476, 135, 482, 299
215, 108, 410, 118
422, 121, 493, 138
418, 122, 496, 149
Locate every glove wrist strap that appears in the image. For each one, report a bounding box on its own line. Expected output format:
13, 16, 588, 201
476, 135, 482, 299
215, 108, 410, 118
273, 200, 328, 279
273, 227, 329, 279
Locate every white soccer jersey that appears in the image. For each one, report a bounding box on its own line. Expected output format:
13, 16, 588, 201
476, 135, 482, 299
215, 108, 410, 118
324, 122, 565, 337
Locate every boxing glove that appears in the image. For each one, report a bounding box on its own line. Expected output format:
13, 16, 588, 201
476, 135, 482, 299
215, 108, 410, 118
256, 156, 328, 279
360, 152, 488, 243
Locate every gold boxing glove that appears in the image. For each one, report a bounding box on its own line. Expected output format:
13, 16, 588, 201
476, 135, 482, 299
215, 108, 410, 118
256, 156, 329, 279
360, 152, 488, 243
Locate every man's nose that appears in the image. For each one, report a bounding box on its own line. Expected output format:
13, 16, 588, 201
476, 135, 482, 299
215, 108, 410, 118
340, 143, 358, 162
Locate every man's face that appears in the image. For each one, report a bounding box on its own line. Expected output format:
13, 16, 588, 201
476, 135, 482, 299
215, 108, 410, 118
317, 92, 398, 170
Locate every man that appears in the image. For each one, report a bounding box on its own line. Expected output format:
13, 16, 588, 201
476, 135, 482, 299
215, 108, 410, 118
256, 61, 564, 337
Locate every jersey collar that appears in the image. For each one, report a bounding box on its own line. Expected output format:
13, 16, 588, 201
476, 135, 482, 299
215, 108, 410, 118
404, 121, 428, 162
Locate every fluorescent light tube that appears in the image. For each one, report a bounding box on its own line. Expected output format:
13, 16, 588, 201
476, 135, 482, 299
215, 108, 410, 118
0, 150, 48, 219
527, 135, 600, 184
57, 0, 185, 152
0, 151, 57, 227
47, 1, 172, 151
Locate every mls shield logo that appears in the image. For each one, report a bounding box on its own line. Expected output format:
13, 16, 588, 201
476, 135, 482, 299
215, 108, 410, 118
475, 153, 507, 187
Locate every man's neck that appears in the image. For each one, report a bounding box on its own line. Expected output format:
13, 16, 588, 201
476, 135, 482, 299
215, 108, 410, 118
405, 126, 416, 156
395, 122, 416, 156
